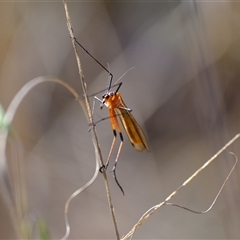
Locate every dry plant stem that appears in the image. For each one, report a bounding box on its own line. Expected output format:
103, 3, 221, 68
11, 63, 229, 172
1, 76, 86, 239
165, 152, 237, 214
62, 1, 120, 239
122, 134, 240, 240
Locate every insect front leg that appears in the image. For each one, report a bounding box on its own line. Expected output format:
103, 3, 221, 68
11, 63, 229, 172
94, 96, 105, 109
87, 96, 103, 132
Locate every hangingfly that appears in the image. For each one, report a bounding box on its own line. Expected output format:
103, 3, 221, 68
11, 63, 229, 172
75, 38, 150, 194
95, 78, 150, 195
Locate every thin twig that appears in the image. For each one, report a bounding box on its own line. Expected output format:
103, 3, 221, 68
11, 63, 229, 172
122, 134, 240, 240
61, 157, 99, 240
165, 152, 238, 213
62, 1, 120, 239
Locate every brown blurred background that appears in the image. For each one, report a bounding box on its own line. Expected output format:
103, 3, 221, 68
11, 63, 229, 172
0, 1, 240, 239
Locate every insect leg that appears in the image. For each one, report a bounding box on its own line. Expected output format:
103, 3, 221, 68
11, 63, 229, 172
114, 82, 122, 94
111, 110, 125, 195
113, 139, 124, 195
103, 131, 117, 170
94, 96, 105, 109
99, 108, 117, 172
74, 38, 113, 79
88, 96, 103, 132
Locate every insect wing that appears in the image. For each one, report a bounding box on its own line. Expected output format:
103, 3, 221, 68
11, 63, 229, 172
115, 96, 150, 152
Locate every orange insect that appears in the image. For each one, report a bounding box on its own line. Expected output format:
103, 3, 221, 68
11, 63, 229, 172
75, 39, 150, 194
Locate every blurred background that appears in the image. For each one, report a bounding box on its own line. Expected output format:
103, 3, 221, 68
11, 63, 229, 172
0, 0, 240, 239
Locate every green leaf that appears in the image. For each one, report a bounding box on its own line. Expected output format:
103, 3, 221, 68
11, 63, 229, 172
0, 104, 9, 131
37, 219, 51, 240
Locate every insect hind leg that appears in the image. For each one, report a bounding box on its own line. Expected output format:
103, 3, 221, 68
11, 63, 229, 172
112, 133, 124, 195
99, 129, 117, 172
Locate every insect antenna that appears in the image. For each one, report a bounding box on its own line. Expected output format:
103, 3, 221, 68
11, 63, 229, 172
113, 67, 135, 85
